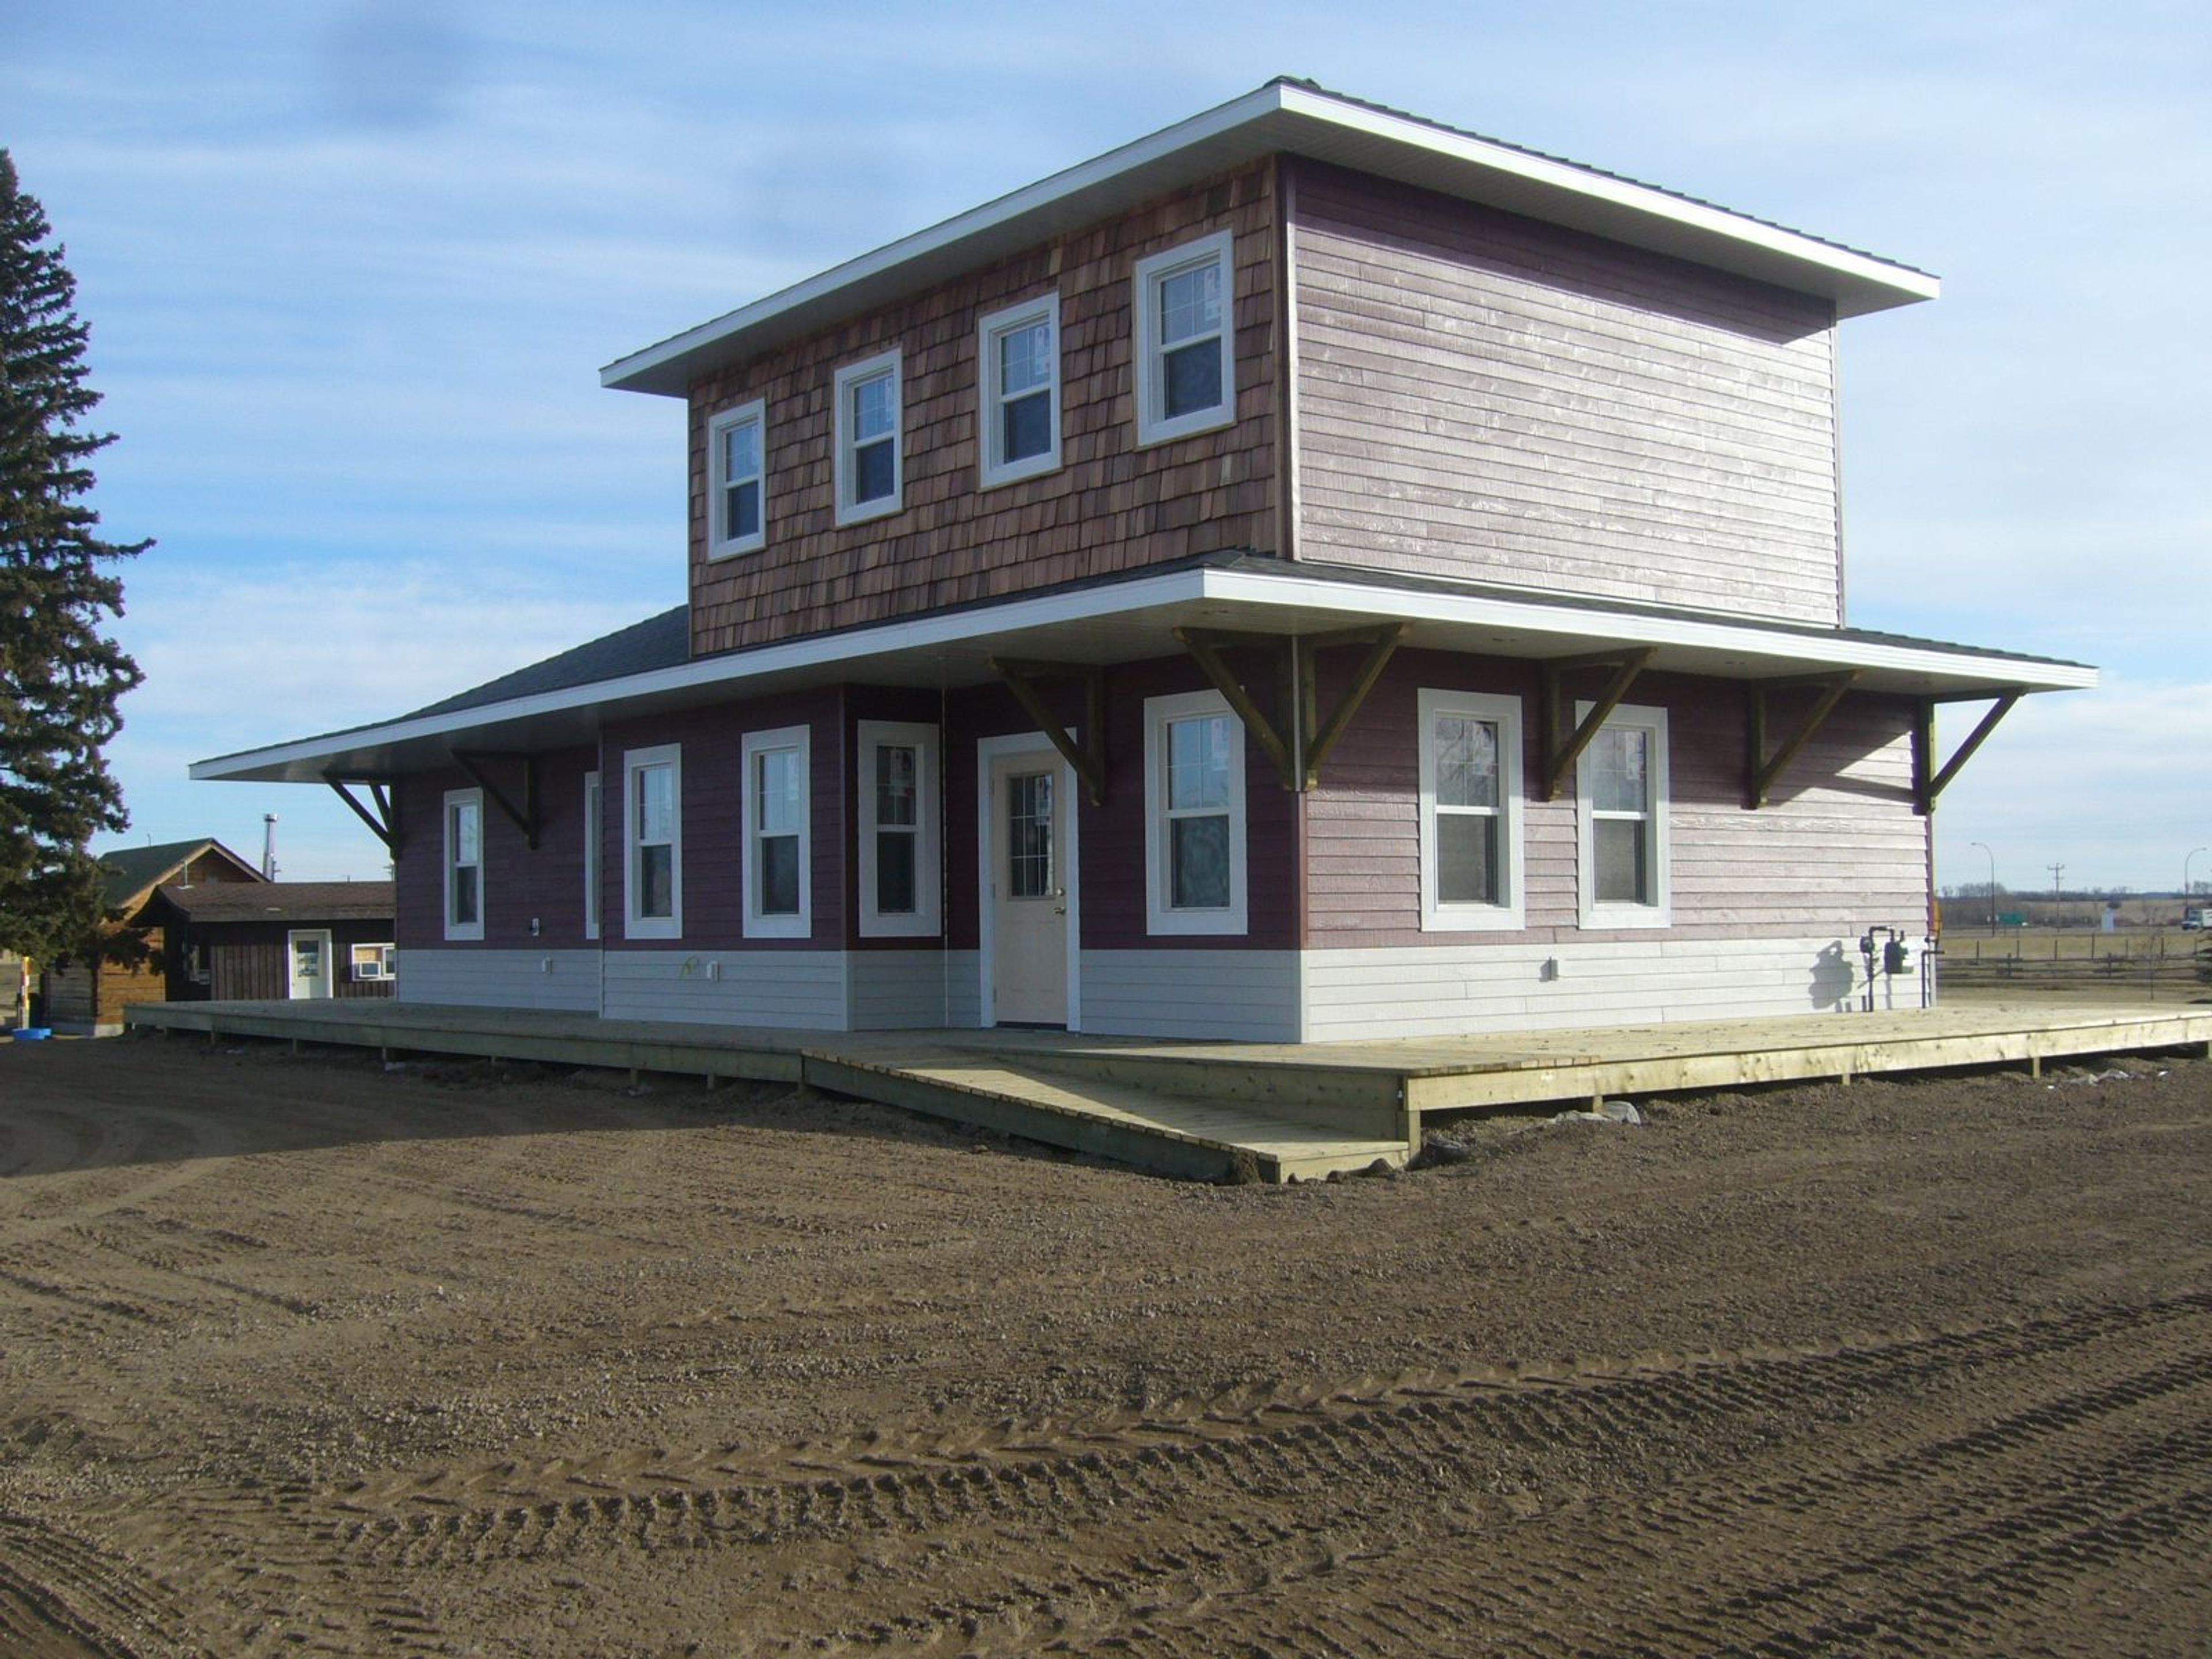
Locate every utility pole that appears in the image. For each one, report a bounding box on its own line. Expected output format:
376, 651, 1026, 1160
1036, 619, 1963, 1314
2048, 862, 2064, 929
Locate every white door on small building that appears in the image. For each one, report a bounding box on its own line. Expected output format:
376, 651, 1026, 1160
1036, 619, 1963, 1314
984, 741, 1075, 1027
286, 930, 333, 1000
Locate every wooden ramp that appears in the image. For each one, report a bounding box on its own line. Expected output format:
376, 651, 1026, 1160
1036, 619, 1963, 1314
122, 998, 2211, 1184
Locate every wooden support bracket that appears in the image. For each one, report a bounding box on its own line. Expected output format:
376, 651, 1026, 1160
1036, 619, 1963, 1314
1177, 623, 1406, 791
1744, 669, 1861, 809
1912, 690, 2023, 815
452, 750, 541, 849
325, 775, 399, 855
988, 658, 1108, 805
1539, 647, 1655, 801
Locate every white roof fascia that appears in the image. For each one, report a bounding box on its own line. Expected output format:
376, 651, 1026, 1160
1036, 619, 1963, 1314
601, 82, 1937, 399
192, 565, 2092, 784
1196, 567, 2098, 690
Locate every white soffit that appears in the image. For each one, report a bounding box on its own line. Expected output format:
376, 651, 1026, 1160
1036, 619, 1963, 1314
192, 566, 2090, 785
601, 82, 1938, 398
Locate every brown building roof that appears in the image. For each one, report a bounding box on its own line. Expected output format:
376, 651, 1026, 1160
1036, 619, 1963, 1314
153, 881, 395, 925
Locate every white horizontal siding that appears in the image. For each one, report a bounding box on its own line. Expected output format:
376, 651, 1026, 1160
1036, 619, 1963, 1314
1298, 935, 1881, 1041
847, 951, 955, 1029
599, 949, 847, 1029
1081, 950, 1301, 1041
396, 949, 602, 1013
942, 951, 983, 1029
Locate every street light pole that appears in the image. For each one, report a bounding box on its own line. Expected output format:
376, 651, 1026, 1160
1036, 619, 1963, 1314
1972, 841, 1997, 934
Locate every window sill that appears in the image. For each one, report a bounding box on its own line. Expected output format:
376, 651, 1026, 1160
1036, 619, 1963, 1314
1134, 406, 1234, 450
833, 497, 902, 529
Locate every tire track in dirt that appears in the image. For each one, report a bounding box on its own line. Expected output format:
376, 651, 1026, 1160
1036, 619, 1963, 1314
133, 1291, 2192, 1656
0, 1514, 198, 1659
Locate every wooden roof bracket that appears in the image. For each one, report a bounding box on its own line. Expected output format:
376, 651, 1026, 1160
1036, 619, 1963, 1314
1174, 627, 1299, 790
452, 749, 541, 849
1745, 669, 1861, 809
324, 774, 399, 855
988, 658, 1107, 805
1296, 623, 1407, 788
1539, 646, 1656, 801
1912, 689, 2023, 816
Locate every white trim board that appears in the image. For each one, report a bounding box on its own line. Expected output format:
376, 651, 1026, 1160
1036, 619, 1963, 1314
193, 563, 2093, 785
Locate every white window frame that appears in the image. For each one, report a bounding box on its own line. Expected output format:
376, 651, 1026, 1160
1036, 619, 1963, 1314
623, 744, 683, 941
743, 725, 812, 939
1131, 229, 1236, 448
706, 397, 767, 559
1576, 700, 1672, 929
858, 719, 940, 938
975, 293, 1061, 489
832, 349, 903, 527
1143, 688, 1248, 937
582, 770, 602, 941
1418, 689, 1525, 931
442, 787, 484, 942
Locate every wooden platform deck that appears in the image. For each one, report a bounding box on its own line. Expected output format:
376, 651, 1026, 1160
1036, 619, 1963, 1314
121, 998, 2212, 1183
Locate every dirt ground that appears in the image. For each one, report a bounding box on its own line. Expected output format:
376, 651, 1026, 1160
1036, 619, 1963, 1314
2, 1033, 2209, 1657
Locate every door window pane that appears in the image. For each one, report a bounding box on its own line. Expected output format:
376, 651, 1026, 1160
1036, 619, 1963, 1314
1007, 771, 1054, 899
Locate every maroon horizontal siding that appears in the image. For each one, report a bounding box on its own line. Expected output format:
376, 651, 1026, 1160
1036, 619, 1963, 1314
393, 749, 599, 953
942, 654, 1297, 955
1301, 649, 1927, 948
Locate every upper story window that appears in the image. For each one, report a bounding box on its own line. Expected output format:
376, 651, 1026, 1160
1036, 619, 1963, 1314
443, 788, 483, 942
1143, 688, 1247, 935
624, 745, 682, 940
1418, 689, 1526, 931
1132, 230, 1236, 447
743, 725, 812, 938
1577, 702, 1671, 929
858, 720, 941, 937
976, 294, 1060, 488
833, 350, 902, 526
707, 399, 766, 558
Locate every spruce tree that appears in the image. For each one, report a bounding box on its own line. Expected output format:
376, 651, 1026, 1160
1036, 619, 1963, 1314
0, 149, 148, 963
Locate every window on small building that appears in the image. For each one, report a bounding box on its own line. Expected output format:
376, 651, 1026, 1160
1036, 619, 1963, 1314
1132, 230, 1235, 447
583, 770, 602, 941
858, 721, 940, 937
624, 745, 682, 940
1577, 702, 1671, 928
833, 350, 902, 525
1419, 689, 1525, 930
444, 789, 483, 941
743, 726, 811, 938
351, 942, 396, 981
1143, 689, 1247, 935
707, 399, 767, 557
976, 294, 1060, 488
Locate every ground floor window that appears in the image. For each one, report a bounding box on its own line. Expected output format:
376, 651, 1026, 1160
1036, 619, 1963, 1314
351, 942, 396, 981
743, 725, 811, 938
443, 788, 483, 941
1577, 701, 1671, 927
624, 745, 682, 939
1143, 688, 1246, 935
858, 720, 940, 937
1418, 688, 1525, 930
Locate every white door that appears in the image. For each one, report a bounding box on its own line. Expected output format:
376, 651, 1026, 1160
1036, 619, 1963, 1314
986, 747, 1072, 1025
286, 930, 333, 1000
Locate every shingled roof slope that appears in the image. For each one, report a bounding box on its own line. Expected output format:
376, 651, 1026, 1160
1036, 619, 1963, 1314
153, 881, 395, 924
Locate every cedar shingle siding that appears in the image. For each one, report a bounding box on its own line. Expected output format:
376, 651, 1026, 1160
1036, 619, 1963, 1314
687, 164, 1281, 656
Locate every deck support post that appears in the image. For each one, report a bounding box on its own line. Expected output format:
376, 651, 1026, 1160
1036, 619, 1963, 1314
1744, 670, 1860, 809
453, 751, 542, 849
988, 658, 1108, 805
1912, 691, 2023, 816
1539, 647, 1656, 801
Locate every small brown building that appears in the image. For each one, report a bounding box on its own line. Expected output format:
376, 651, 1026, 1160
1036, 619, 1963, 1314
43, 839, 267, 1034
142, 881, 397, 1002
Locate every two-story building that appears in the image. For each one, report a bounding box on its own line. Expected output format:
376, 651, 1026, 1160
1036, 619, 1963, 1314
194, 80, 2093, 1043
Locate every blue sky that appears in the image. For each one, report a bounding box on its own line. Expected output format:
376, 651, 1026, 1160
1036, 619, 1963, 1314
5, 0, 2207, 896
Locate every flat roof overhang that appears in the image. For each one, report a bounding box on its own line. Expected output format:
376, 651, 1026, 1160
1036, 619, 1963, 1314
192, 562, 2095, 785
601, 81, 1937, 399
